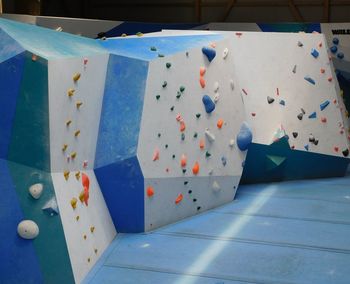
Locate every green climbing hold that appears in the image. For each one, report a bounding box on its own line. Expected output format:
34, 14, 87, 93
181, 133, 185, 141
166, 62, 171, 68
196, 113, 201, 118
150, 46, 157, 51
265, 155, 286, 171
205, 151, 211, 158
176, 92, 181, 99
170, 106, 174, 111
156, 95, 160, 100
193, 132, 198, 138
180, 86, 185, 92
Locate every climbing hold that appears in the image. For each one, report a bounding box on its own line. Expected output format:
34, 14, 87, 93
180, 154, 187, 167
180, 121, 186, 132
158, 54, 164, 57
199, 139, 205, 149
267, 96, 275, 104
176, 92, 181, 99
184, 181, 189, 185
70, 198, 78, 209
94, 249, 98, 254
308, 112, 317, 119
311, 48, 319, 58
214, 93, 220, 103
181, 133, 185, 141
304, 76, 315, 85
320, 68, 325, 74
63, 171, 70, 181
196, 113, 201, 118
328, 77, 333, 82
217, 119, 224, 129
230, 79, 234, 90
202, 95, 215, 113
205, 128, 215, 142
90, 226, 95, 233
213, 82, 219, 93
32, 54, 37, 61
297, 113, 303, 120
70, 152, 77, 159
205, 151, 211, 158
304, 144, 309, 151
156, 95, 160, 100
343, 149, 349, 157
279, 99, 285, 106
166, 62, 171, 68
74, 130, 81, 137
202, 46, 216, 62
199, 67, 206, 76
208, 169, 214, 175
83, 234, 87, 240
67, 88, 75, 97
146, 186, 154, 197
179, 86, 185, 92
292, 65, 297, 74
66, 120, 72, 127
170, 106, 175, 112
292, 132, 298, 138
221, 156, 227, 166
333, 37, 339, 45
320, 100, 330, 111
321, 117, 327, 123
83, 160, 88, 168
152, 148, 160, 161
81, 174, 89, 189
337, 52, 344, 59
76, 101, 83, 109
212, 181, 221, 192
200, 77, 206, 88
176, 113, 182, 121
301, 108, 306, 114
83, 58, 88, 66
229, 139, 235, 147
162, 81, 167, 88
330, 45, 338, 53
193, 132, 198, 138
75, 171, 81, 180
42, 197, 59, 216
236, 122, 253, 151
222, 48, 229, 59
17, 220, 39, 239
334, 146, 339, 152
150, 46, 157, 51
175, 194, 183, 204
192, 162, 200, 175
242, 89, 248, 95
314, 140, 319, 145
76, 216, 80, 221
182, 169, 187, 174
309, 134, 315, 143
73, 73, 81, 82
297, 41, 303, 47
29, 183, 43, 199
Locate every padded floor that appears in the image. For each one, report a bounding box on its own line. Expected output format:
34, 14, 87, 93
84, 176, 350, 284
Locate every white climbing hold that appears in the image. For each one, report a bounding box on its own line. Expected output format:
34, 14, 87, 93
205, 128, 216, 142
230, 79, 234, 90
214, 93, 220, 103
229, 139, 235, 147
17, 220, 39, 239
213, 82, 219, 93
29, 183, 43, 199
222, 48, 229, 59
212, 181, 221, 192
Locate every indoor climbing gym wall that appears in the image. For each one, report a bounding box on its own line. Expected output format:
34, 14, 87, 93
95, 34, 250, 232
0, 18, 116, 284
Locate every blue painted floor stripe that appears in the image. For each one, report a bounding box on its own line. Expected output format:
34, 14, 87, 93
84, 176, 350, 284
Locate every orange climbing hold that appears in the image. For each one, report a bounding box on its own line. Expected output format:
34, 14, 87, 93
320, 68, 325, 74
180, 121, 186, 132
180, 154, 187, 167
192, 161, 200, 175
200, 77, 206, 88
81, 173, 90, 206
152, 148, 160, 161
199, 139, 205, 149
217, 119, 224, 129
175, 193, 183, 204
200, 67, 206, 76
147, 186, 154, 197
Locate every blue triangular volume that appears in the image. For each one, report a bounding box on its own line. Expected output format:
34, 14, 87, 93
308, 111, 317, 119
320, 100, 330, 111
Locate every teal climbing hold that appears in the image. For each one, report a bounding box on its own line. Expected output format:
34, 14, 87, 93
176, 92, 181, 99
156, 95, 160, 100
279, 99, 285, 106
265, 155, 286, 171
320, 100, 330, 111
150, 46, 157, 51
202, 46, 216, 62
205, 151, 211, 158
193, 132, 198, 138
158, 54, 164, 57
181, 133, 185, 141
202, 95, 215, 113
236, 122, 253, 151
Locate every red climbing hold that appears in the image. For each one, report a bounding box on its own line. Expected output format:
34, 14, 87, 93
180, 121, 186, 132
251, 113, 256, 117
276, 88, 279, 96
199, 139, 205, 149
200, 67, 206, 76
147, 186, 154, 197
176, 114, 182, 121
192, 162, 200, 175
334, 146, 339, 152
321, 117, 327, 123
81, 173, 90, 206
242, 89, 248, 95
328, 77, 333, 82
152, 148, 160, 161
217, 119, 224, 129
235, 32, 242, 37
333, 99, 337, 104
175, 194, 183, 204
180, 154, 187, 168
200, 77, 206, 88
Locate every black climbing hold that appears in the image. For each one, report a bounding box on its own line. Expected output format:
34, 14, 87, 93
193, 199, 197, 202
170, 106, 174, 111
156, 95, 160, 100
186, 52, 189, 57
181, 133, 185, 141
205, 151, 211, 158
165, 144, 168, 148
166, 62, 171, 68
158, 133, 161, 138
172, 154, 176, 159
150, 46, 157, 51
267, 96, 275, 104
314, 140, 319, 146
309, 135, 315, 143
184, 181, 189, 185
292, 132, 298, 138
182, 169, 187, 174
196, 113, 201, 118
176, 92, 181, 99
197, 206, 201, 211
301, 108, 306, 114
297, 113, 303, 120
180, 86, 185, 92
162, 81, 167, 88
188, 190, 192, 194
343, 149, 349, 157
193, 132, 198, 138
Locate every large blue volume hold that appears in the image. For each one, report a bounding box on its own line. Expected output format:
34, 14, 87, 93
201, 46, 216, 62
202, 95, 215, 113
237, 122, 253, 151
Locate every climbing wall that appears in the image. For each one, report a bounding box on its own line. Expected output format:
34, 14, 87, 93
95, 34, 250, 232
0, 18, 116, 284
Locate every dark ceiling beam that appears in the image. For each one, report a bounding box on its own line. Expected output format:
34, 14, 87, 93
222, 0, 236, 22
288, 0, 304, 21
323, 0, 330, 22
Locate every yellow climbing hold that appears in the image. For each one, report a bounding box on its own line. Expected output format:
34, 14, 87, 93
79, 191, 85, 203
64, 170, 70, 180
90, 226, 95, 233
76, 101, 83, 109
94, 249, 98, 254
70, 198, 77, 209
74, 130, 81, 137
83, 234, 87, 240
70, 152, 77, 159
66, 120, 72, 126
75, 171, 81, 180
76, 215, 80, 221
62, 144, 68, 152
73, 73, 81, 82
67, 88, 75, 97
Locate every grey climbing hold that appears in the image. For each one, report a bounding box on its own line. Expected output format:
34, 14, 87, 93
214, 93, 220, 103
42, 197, 59, 216
221, 156, 227, 166
222, 48, 229, 59
229, 139, 235, 147
267, 96, 275, 104
292, 65, 297, 74
205, 128, 215, 142
17, 220, 39, 239
297, 41, 303, 47
230, 79, 234, 90
202, 95, 215, 113
202, 46, 216, 62
212, 181, 221, 192
236, 122, 253, 151
213, 82, 219, 93
29, 183, 43, 199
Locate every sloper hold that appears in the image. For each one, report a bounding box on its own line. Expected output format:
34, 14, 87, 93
320, 100, 330, 111
267, 96, 275, 104
202, 46, 216, 62
202, 95, 215, 113
265, 155, 286, 171
236, 122, 253, 151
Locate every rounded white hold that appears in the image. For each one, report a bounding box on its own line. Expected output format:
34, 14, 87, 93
17, 220, 39, 239
29, 183, 43, 199
213, 82, 219, 93
214, 93, 220, 103
230, 79, 235, 90
222, 48, 229, 59
212, 181, 221, 192
229, 139, 235, 147
205, 128, 216, 142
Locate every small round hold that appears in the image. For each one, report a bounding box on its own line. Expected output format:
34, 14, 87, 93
330, 45, 338, 54
332, 37, 339, 45
337, 52, 344, 60
17, 220, 39, 239
29, 183, 44, 199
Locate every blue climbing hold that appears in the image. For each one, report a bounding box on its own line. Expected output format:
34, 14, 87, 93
304, 76, 315, 85
337, 52, 344, 60
202, 95, 215, 113
308, 112, 317, 119
202, 46, 216, 62
330, 45, 338, 53
333, 37, 339, 45
320, 100, 330, 111
311, 48, 319, 58
304, 144, 309, 151
279, 99, 285, 106
236, 122, 253, 151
